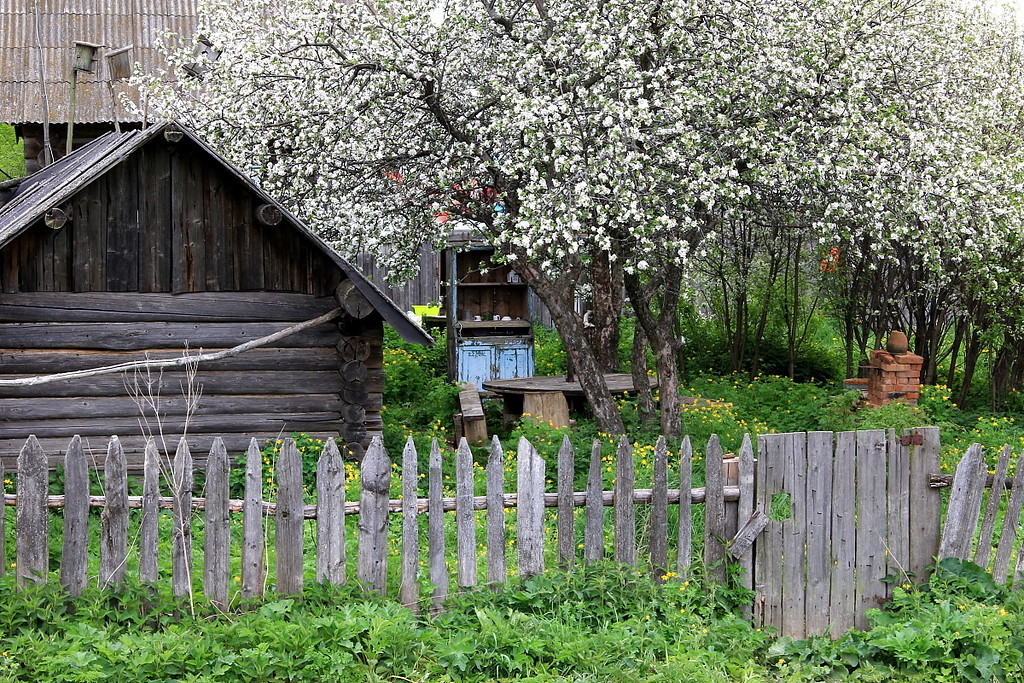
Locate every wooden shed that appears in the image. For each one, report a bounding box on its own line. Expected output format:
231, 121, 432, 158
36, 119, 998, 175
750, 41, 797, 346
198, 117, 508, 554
0, 121, 432, 467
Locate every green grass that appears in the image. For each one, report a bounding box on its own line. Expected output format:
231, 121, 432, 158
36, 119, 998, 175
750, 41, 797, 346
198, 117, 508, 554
0, 124, 25, 180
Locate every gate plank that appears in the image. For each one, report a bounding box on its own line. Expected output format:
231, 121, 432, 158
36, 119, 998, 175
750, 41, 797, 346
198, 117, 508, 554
830, 431, 856, 637
854, 429, 887, 631
885, 430, 911, 590
781, 432, 807, 638
938, 443, 987, 560
908, 427, 942, 580
804, 431, 833, 637
737, 434, 756, 617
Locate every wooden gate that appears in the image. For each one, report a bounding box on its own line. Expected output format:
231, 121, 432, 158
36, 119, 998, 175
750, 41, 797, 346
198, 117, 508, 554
752, 427, 942, 638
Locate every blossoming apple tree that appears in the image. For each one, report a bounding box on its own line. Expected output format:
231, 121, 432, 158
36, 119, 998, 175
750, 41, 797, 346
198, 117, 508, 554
150, 0, 1024, 435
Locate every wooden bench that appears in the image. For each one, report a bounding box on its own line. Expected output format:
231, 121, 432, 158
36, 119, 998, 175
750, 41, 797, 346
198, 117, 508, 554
457, 383, 488, 444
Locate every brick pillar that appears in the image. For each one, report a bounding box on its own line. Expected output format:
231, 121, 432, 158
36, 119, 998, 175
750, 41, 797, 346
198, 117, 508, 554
865, 349, 923, 407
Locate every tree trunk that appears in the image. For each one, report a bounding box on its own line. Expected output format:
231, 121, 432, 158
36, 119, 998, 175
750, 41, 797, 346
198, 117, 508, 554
586, 249, 623, 372
509, 248, 625, 435
631, 322, 655, 425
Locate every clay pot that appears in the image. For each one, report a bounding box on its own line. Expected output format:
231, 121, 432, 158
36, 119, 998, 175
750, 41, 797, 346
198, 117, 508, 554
886, 330, 908, 354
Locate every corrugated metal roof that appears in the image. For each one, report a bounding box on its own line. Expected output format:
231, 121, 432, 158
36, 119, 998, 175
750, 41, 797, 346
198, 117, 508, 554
0, 1, 198, 124
0, 121, 433, 346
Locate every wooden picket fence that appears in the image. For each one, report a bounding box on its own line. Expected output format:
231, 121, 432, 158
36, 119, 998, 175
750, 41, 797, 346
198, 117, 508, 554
3, 426, 1021, 639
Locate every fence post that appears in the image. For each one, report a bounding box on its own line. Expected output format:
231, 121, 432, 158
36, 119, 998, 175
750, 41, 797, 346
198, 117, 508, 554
276, 438, 305, 595
676, 436, 692, 576
241, 438, 265, 598
317, 438, 347, 587
517, 437, 545, 577
650, 436, 668, 583
614, 436, 636, 566
100, 435, 128, 588
204, 437, 230, 606
557, 436, 576, 568
704, 434, 726, 584
16, 435, 48, 586
736, 434, 756, 618
584, 439, 604, 564
976, 445, 1012, 569
398, 437, 419, 606
171, 437, 194, 599
455, 437, 476, 588
993, 451, 1024, 584
428, 439, 447, 610
358, 436, 390, 594
61, 435, 88, 595
486, 436, 507, 585
139, 439, 160, 584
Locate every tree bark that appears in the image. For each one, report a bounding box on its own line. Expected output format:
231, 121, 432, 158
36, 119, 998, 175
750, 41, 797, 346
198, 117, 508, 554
630, 322, 655, 425
585, 249, 623, 372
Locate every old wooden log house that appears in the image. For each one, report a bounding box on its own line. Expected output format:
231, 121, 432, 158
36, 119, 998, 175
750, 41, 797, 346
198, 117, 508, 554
0, 120, 432, 468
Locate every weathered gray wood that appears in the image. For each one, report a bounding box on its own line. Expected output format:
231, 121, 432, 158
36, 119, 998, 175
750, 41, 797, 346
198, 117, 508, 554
60, 435, 89, 595
804, 431, 833, 636
398, 437, 419, 606
885, 429, 911, 591
0, 394, 346, 421
854, 429, 887, 631
993, 452, 1024, 584
975, 445, 1011, 569
275, 438, 304, 595
0, 321, 340, 352
703, 434, 726, 584
517, 437, 545, 578
780, 433, 807, 638
0, 291, 337, 323
613, 436, 636, 566
0, 412, 345, 440
939, 443, 987, 560
455, 438, 477, 588
358, 437, 390, 593
171, 437, 194, 599
100, 436, 129, 588
335, 279, 374, 319
428, 439, 448, 610
908, 427, 942, 580
754, 434, 783, 632
16, 435, 48, 586
650, 436, 668, 582
486, 436, 507, 585
829, 431, 856, 637
736, 433, 756, 616
556, 435, 575, 568
316, 438, 347, 587
241, 438, 265, 598
584, 439, 604, 564
676, 436, 693, 576
0, 347, 345, 374
203, 438, 230, 605
728, 510, 769, 559
139, 439, 160, 584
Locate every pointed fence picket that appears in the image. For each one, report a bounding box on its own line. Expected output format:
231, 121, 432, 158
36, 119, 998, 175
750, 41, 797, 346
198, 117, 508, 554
2, 425, 996, 639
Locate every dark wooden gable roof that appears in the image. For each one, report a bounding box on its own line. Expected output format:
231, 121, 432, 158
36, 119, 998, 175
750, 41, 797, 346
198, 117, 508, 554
0, 120, 432, 345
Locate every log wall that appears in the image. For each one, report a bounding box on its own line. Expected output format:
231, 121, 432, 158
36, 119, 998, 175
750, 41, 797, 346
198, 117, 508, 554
0, 136, 382, 467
